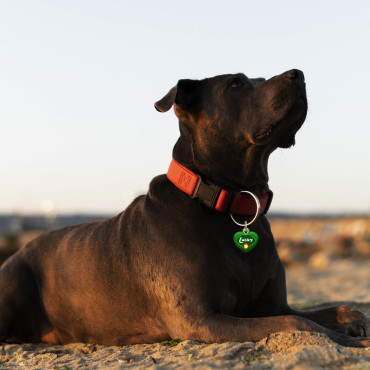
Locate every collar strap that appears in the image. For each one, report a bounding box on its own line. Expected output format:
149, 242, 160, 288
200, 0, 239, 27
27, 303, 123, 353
167, 159, 273, 216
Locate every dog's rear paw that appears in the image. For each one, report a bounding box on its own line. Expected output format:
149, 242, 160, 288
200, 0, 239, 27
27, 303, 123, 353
329, 332, 370, 348
337, 306, 370, 337
348, 337, 370, 348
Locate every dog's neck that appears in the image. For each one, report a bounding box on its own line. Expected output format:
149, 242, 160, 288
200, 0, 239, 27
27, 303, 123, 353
172, 133, 273, 195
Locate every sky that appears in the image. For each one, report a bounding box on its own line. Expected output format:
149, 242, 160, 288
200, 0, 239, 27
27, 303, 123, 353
1, 0, 369, 215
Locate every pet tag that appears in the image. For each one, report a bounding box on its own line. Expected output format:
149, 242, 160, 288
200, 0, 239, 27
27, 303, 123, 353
233, 228, 259, 253
230, 190, 261, 254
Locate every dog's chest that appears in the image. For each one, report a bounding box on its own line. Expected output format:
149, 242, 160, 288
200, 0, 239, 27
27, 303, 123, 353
216, 253, 274, 316
197, 228, 275, 315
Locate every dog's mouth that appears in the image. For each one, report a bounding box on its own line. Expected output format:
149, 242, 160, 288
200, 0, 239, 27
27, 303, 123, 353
253, 97, 307, 146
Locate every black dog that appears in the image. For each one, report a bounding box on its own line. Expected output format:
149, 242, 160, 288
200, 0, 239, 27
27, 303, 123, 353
0, 70, 369, 347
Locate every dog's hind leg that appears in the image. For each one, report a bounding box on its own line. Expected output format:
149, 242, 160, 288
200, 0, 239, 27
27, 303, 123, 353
0, 255, 53, 343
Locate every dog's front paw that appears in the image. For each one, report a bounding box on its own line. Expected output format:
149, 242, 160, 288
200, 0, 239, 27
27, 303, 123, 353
336, 306, 370, 337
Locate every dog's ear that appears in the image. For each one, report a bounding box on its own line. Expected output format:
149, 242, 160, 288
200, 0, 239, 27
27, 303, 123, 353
154, 79, 201, 113
174, 79, 201, 111
154, 86, 177, 112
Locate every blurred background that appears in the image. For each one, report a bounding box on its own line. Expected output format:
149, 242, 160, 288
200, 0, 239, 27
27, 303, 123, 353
0, 1, 369, 276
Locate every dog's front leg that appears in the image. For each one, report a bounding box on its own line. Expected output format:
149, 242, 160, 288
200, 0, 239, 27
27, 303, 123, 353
283, 305, 370, 338
167, 313, 370, 348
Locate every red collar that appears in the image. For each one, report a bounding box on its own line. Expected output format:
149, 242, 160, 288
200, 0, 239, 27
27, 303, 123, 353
167, 159, 273, 216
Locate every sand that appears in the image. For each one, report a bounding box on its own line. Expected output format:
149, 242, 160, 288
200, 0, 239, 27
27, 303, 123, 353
0, 259, 369, 369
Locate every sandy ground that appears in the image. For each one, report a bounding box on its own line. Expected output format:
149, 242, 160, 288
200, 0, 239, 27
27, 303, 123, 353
0, 259, 369, 369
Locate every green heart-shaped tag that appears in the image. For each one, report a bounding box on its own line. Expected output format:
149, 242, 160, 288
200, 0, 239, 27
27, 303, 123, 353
233, 229, 259, 253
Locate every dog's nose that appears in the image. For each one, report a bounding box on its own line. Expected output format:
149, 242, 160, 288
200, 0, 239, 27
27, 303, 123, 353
284, 69, 305, 82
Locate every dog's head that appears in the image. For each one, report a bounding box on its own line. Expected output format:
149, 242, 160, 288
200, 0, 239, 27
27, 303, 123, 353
155, 70, 307, 189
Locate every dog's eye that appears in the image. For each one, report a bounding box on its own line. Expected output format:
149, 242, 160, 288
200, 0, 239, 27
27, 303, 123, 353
231, 78, 242, 88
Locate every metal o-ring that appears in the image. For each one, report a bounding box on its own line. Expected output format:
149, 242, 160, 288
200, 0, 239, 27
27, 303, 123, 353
230, 190, 261, 227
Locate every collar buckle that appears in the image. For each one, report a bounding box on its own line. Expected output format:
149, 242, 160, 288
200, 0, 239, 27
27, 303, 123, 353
191, 177, 221, 209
